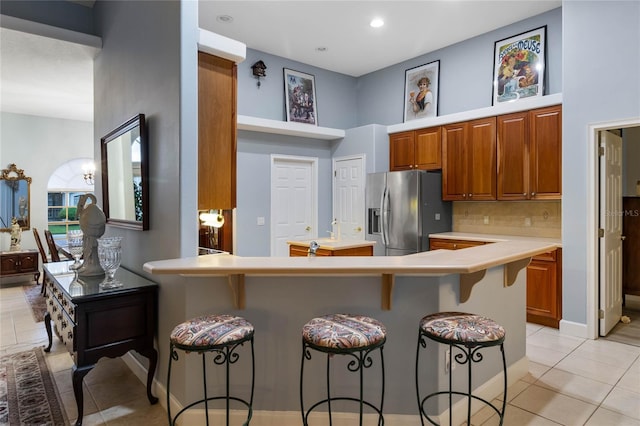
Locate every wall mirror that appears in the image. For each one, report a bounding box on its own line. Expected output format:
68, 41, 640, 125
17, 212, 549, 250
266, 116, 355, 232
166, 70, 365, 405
101, 114, 149, 230
0, 164, 31, 232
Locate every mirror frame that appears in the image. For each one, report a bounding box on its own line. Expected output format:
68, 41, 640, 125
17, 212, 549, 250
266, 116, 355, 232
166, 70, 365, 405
0, 164, 31, 232
100, 114, 149, 231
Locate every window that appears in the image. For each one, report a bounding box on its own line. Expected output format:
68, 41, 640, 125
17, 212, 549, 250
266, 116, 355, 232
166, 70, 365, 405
47, 191, 87, 236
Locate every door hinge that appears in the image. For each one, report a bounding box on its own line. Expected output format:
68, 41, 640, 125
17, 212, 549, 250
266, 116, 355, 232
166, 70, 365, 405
599, 309, 604, 319
334, 170, 336, 177
598, 146, 605, 156
598, 228, 604, 238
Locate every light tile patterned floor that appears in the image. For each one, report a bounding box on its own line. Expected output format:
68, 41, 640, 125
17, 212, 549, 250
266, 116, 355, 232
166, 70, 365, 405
1, 282, 639, 425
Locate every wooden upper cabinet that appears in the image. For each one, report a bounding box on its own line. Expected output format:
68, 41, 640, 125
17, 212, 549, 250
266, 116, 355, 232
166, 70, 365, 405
442, 117, 496, 201
497, 105, 562, 200
530, 105, 562, 199
198, 52, 237, 210
389, 127, 441, 171
389, 131, 415, 171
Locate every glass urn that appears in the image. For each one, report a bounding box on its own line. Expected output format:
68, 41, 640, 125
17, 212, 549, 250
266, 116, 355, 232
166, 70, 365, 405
97, 236, 123, 289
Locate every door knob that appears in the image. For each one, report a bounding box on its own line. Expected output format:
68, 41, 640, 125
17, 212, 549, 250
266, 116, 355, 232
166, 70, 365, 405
305, 226, 311, 231
355, 227, 362, 232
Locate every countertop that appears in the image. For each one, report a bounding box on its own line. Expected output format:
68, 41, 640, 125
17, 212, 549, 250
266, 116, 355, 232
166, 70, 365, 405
429, 232, 562, 248
144, 240, 555, 276
286, 238, 376, 251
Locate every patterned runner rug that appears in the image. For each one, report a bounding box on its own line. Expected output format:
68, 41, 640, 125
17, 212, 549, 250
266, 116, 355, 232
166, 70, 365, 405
22, 283, 46, 323
0, 347, 68, 425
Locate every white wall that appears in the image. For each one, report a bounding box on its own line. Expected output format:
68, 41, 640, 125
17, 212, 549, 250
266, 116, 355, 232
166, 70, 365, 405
0, 112, 93, 251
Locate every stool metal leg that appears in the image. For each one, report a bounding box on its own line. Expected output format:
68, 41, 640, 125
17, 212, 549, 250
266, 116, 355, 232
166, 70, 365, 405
167, 344, 176, 426
327, 354, 333, 426
499, 343, 507, 426
202, 352, 209, 426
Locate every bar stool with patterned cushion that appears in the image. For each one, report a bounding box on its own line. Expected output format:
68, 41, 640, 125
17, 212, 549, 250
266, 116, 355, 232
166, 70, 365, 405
416, 312, 507, 426
300, 313, 386, 426
167, 314, 255, 426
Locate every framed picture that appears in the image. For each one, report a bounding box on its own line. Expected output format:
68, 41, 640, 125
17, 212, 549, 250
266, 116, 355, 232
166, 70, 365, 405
403, 60, 439, 122
492, 26, 546, 105
284, 68, 318, 125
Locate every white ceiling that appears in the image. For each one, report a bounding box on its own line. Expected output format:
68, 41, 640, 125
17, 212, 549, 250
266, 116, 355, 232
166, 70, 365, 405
0, 0, 560, 122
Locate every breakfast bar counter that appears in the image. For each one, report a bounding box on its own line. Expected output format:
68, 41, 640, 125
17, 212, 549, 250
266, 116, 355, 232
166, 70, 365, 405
143, 240, 556, 423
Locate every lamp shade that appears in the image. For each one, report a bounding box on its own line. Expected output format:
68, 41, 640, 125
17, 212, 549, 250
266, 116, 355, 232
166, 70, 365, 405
199, 210, 225, 228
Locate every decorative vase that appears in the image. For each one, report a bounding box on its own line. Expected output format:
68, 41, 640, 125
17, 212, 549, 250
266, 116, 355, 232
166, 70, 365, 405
97, 236, 123, 289
66, 230, 84, 270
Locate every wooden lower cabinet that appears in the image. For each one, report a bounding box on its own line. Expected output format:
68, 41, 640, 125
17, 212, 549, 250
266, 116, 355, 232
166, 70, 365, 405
526, 249, 562, 328
289, 244, 373, 257
0, 250, 40, 281
429, 238, 486, 250
429, 238, 562, 328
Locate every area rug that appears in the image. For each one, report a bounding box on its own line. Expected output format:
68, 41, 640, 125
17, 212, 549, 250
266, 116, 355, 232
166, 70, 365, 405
0, 347, 68, 425
22, 283, 46, 323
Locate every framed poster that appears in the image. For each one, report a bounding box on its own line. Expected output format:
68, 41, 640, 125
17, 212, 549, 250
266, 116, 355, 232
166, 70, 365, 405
284, 68, 318, 125
493, 26, 546, 104
403, 60, 439, 122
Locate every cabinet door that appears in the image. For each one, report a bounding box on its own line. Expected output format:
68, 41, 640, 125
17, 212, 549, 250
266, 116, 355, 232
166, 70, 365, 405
198, 52, 237, 210
389, 131, 415, 171
467, 117, 497, 201
414, 127, 442, 170
18, 252, 38, 272
442, 123, 468, 200
527, 259, 559, 326
529, 105, 562, 199
497, 112, 529, 200
0, 254, 19, 274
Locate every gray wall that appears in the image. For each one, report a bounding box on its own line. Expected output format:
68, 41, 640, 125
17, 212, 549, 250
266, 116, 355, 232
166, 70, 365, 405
238, 48, 358, 130
0, 0, 95, 35
355, 8, 562, 125
562, 0, 640, 325
92, 0, 197, 402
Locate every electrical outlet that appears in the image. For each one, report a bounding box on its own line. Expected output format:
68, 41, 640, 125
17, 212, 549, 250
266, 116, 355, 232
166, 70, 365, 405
524, 217, 532, 227
483, 215, 489, 225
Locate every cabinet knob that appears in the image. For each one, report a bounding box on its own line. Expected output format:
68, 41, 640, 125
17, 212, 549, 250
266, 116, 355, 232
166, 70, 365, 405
523, 193, 527, 196
462, 194, 467, 198
531, 192, 536, 196
621, 235, 626, 241
468, 193, 473, 198
453, 244, 458, 249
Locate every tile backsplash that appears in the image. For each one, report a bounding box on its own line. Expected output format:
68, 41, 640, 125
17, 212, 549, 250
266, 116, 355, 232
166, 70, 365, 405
452, 201, 561, 238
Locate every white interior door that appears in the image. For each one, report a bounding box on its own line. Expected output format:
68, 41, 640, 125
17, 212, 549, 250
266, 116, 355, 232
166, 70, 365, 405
599, 130, 623, 335
271, 155, 317, 257
333, 155, 365, 240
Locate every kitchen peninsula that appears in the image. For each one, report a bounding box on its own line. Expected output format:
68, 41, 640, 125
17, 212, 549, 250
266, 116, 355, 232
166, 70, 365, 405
144, 240, 554, 423
287, 238, 375, 256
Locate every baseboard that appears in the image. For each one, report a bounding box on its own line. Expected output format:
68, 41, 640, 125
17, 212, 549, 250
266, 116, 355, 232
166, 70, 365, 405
122, 353, 527, 425
559, 319, 589, 339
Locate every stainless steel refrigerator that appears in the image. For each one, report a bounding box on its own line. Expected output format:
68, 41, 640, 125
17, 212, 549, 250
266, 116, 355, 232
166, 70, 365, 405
366, 170, 451, 256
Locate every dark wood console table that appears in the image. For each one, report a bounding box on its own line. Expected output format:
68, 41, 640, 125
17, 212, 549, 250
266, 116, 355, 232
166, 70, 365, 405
42, 261, 158, 426
0, 249, 40, 282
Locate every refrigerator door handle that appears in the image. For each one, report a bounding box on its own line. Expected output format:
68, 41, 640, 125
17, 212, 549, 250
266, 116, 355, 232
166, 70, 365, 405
381, 187, 389, 246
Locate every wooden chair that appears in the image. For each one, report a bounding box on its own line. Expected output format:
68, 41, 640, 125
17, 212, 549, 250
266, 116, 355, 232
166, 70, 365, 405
44, 229, 73, 262
32, 228, 49, 293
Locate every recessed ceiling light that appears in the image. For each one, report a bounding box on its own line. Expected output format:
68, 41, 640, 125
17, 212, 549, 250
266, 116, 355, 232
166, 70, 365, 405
217, 15, 233, 23
370, 18, 384, 28
316, 47, 328, 52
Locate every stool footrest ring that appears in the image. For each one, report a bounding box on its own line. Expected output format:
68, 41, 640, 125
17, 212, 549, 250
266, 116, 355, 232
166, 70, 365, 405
171, 396, 253, 426
303, 397, 384, 426
418, 390, 503, 425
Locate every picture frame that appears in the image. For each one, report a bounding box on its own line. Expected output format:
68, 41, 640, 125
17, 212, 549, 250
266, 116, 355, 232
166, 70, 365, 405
284, 68, 318, 125
492, 26, 546, 105
403, 60, 439, 122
